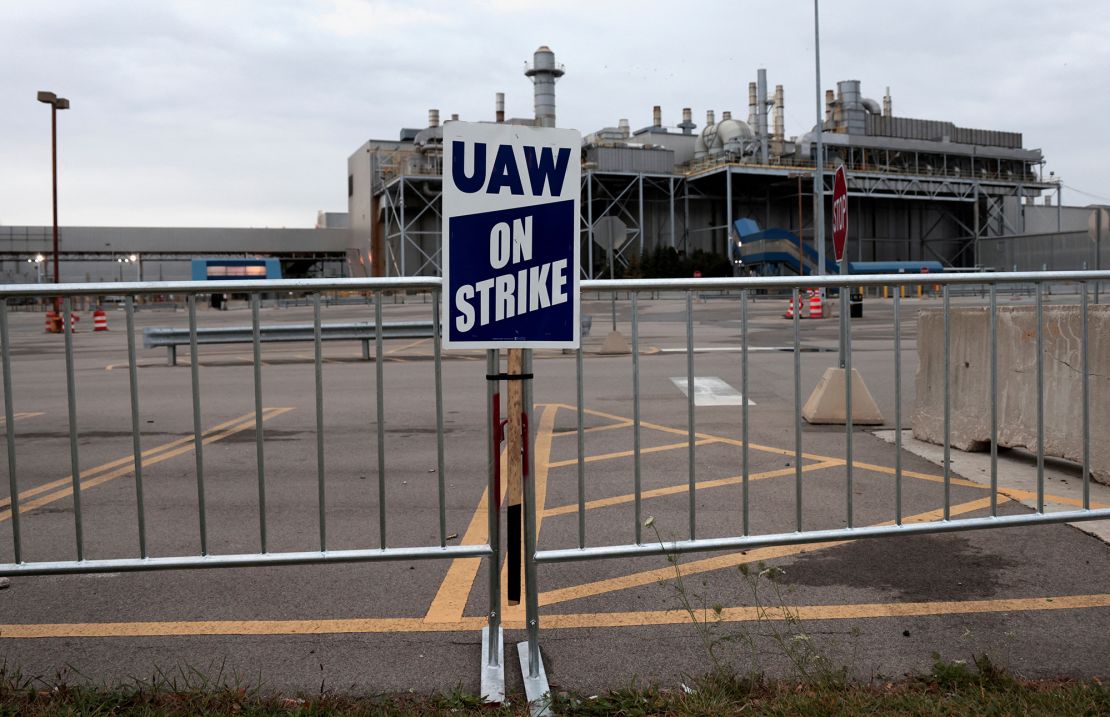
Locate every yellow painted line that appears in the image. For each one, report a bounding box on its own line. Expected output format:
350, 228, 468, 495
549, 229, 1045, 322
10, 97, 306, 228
105, 360, 163, 372
385, 338, 429, 355
538, 497, 996, 607
292, 353, 337, 364
548, 403, 831, 462
996, 488, 1110, 510
238, 354, 270, 367
543, 460, 844, 518
3, 592, 1108, 639
0, 411, 45, 426
500, 404, 556, 623
423, 454, 507, 623
0, 412, 265, 510
552, 421, 634, 438
0, 409, 293, 522
546, 438, 719, 469
425, 404, 558, 624
852, 460, 986, 490
547, 404, 1099, 511
422, 488, 492, 623
853, 461, 1110, 509
541, 593, 1110, 630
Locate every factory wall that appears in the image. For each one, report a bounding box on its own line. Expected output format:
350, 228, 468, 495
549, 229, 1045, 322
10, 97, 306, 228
347, 141, 376, 277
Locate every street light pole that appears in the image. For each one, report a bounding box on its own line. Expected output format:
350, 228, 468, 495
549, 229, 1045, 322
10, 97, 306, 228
813, 0, 825, 277
37, 91, 69, 313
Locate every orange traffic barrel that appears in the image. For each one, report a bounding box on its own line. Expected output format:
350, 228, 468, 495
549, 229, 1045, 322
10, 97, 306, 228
45, 311, 62, 333
808, 290, 824, 319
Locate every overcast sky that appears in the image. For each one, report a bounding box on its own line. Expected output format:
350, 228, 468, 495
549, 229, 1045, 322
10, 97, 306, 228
2, 0, 1109, 228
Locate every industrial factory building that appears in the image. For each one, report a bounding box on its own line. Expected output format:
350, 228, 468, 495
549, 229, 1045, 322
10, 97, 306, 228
349, 46, 1101, 280
0, 213, 349, 285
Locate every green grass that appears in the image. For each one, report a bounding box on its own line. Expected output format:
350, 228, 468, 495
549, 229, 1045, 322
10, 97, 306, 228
2, 658, 1107, 716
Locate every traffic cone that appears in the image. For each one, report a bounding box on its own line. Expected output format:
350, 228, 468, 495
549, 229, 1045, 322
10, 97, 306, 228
68, 314, 80, 333
783, 295, 795, 319
45, 311, 62, 334
808, 290, 824, 319
93, 309, 109, 331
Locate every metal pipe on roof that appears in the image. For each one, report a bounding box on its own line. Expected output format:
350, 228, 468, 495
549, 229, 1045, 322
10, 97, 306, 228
825, 89, 835, 125
883, 86, 892, 118
773, 85, 785, 142
652, 105, 662, 128
748, 82, 757, 128
619, 118, 630, 138
496, 93, 505, 123
722, 111, 732, 121
428, 109, 439, 128
757, 69, 769, 163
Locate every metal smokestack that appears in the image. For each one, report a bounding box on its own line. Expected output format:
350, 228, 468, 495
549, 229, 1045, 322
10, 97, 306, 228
428, 109, 439, 128
496, 92, 505, 123
524, 45, 564, 128
451, 113, 459, 121
883, 86, 892, 118
722, 111, 732, 121
619, 118, 630, 138
706, 109, 715, 126
748, 82, 757, 128
678, 107, 695, 135
652, 105, 662, 128
773, 85, 784, 141
825, 89, 835, 125
756, 68, 769, 163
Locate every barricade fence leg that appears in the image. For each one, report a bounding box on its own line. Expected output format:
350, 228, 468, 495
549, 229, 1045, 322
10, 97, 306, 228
517, 349, 551, 715
482, 348, 505, 703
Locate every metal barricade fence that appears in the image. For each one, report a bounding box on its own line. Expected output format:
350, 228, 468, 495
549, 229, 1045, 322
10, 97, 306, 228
0, 277, 508, 700
511, 270, 1110, 712
1, 271, 1109, 713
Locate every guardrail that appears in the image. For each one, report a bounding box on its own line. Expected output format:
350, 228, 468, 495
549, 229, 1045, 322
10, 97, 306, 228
143, 320, 436, 365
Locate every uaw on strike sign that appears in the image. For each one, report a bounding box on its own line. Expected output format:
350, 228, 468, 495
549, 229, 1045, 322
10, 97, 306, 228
442, 122, 581, 349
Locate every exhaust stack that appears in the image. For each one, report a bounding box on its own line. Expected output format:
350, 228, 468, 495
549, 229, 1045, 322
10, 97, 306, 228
524, 45, 564, 128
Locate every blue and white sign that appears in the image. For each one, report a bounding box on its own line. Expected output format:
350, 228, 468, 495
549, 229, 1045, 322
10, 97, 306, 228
442, 121, 581, 349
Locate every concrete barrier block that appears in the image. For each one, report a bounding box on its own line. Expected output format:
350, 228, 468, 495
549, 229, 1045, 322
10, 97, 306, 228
802, 367, 885, 425
912, 305, 1110, 484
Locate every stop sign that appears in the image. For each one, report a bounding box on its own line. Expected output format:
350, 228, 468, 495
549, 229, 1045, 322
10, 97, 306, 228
832, 165, 848, 263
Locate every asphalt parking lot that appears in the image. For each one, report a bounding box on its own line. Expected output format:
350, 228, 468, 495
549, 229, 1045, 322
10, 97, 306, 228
1, 291, 1107, 695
